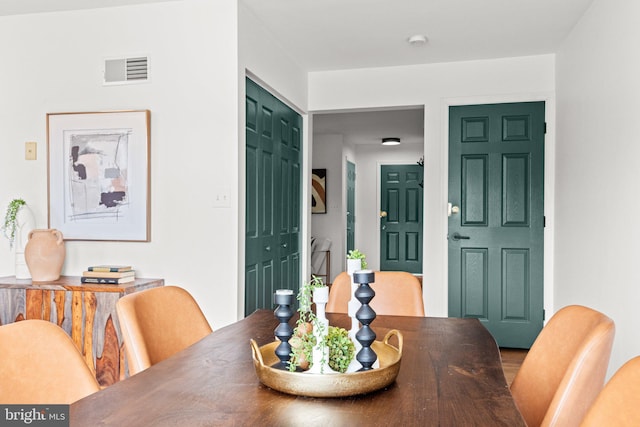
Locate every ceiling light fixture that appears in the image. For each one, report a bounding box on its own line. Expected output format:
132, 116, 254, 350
382, 137, 401, 146
407, 34, 428, 46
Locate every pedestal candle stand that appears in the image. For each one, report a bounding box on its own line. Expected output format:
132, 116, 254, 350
353, 270, 377, 371
273, 289, 294, 369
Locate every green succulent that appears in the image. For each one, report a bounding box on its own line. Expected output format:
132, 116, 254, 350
325, 326, 355, 373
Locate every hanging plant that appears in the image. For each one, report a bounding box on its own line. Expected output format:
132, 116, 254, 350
2, 199, 26, 249
289, 275, 325, 372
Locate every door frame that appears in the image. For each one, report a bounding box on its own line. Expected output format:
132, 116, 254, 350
441, 93, 556, 321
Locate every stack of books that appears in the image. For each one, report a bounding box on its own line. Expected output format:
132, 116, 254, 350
81, 265, 136, 284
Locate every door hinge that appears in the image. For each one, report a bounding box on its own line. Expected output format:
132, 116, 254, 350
543, 309, 546, 321
544, 122, 547, 134
543, 216, 546, 227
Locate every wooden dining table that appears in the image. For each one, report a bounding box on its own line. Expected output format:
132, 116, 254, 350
71, 310, 525, 426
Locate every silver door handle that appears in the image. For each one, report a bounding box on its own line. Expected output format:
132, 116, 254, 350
451, 232, 470, 241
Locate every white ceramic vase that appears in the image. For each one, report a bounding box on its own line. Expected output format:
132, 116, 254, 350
307, 286, 337, 374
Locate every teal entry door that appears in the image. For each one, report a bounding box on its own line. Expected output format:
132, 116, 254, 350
245, 78, 302, 316
380, 164, 423, 273
448, 102, 545, 348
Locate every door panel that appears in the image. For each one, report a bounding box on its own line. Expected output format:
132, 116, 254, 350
245, 78, 301, 315
448, 102, 544, 348
346, 161, 355, 253
380, 164, 423, 273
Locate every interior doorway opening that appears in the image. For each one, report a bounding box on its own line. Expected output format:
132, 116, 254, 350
311, 107, 425, 284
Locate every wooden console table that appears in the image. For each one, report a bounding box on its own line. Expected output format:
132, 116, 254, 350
0, 275, 164, 387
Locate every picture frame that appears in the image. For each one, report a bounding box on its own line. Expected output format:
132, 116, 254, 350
311, 168, 327, 214
47, 110, 151, 241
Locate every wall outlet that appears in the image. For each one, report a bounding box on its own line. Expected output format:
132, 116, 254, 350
25, 142, 37, 160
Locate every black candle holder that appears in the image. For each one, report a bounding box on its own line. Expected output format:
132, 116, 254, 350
353, 270, 377, 371
273, 289, 294, 369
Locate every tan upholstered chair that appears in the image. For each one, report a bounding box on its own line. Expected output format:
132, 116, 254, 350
510, 305, 615, 427
580, 356, 640, 427
0, 319, 100, 404
116, 285, 213, 375
326, 271, 424, 317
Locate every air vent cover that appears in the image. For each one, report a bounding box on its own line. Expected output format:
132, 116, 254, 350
104, 56, 149, 85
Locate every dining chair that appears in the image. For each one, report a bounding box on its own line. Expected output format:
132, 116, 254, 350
326, 271, 425, 316
510, 305, 615, 427
0, 319, 100, 404
116, 285, 213, 375
580, 356, 640, 426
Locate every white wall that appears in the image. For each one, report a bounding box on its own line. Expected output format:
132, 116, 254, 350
238, 2, 307, 113
0, 0, 241, 328
309, 55, 555, 316
238, 1, 310, 308
556, 0, 640, 376
311, 134, 344, 282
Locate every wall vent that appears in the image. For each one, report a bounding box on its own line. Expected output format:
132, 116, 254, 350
104, 56, 149, 85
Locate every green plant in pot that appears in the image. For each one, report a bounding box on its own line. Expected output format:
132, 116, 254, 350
347, 249, 368, 269
2, 199, 26, 249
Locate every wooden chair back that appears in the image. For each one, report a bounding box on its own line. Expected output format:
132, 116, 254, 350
0, 319, 100, 404
326, 271, 424, 317
117, 285, 212, 375
510, 305, 615, 427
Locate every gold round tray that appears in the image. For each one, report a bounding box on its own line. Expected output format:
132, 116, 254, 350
250, 329, 403, 398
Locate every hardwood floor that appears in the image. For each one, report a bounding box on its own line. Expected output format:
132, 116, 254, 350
500, 348, 528, 386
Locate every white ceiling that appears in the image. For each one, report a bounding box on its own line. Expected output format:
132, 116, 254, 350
1, 0, 594, 145
0, 0, 175, 16
314, 108, 425, 146
1, 0, 594, 72
241, 0, 594, 72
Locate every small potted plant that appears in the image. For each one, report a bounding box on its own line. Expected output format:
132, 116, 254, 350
2, 198, 26, 249
289, 276, 355, 373
326, 326, 355, 373
347, 249, 367, 273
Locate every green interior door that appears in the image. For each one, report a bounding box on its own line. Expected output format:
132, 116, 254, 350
245, 78, 302, 315
380, 164, 423, 273
346, 161, 355, 254
448, 101, 544, 348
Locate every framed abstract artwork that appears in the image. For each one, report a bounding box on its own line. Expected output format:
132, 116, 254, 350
47, 110, 151, 241
311, 168, 327, 214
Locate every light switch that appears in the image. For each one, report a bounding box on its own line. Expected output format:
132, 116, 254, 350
25, 142, 37, 160
211, 186, 231, 208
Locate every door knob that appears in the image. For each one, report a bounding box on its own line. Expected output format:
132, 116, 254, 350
450, 232, 470, 241
380, 211, 388, 218
448, 203, 460, 217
